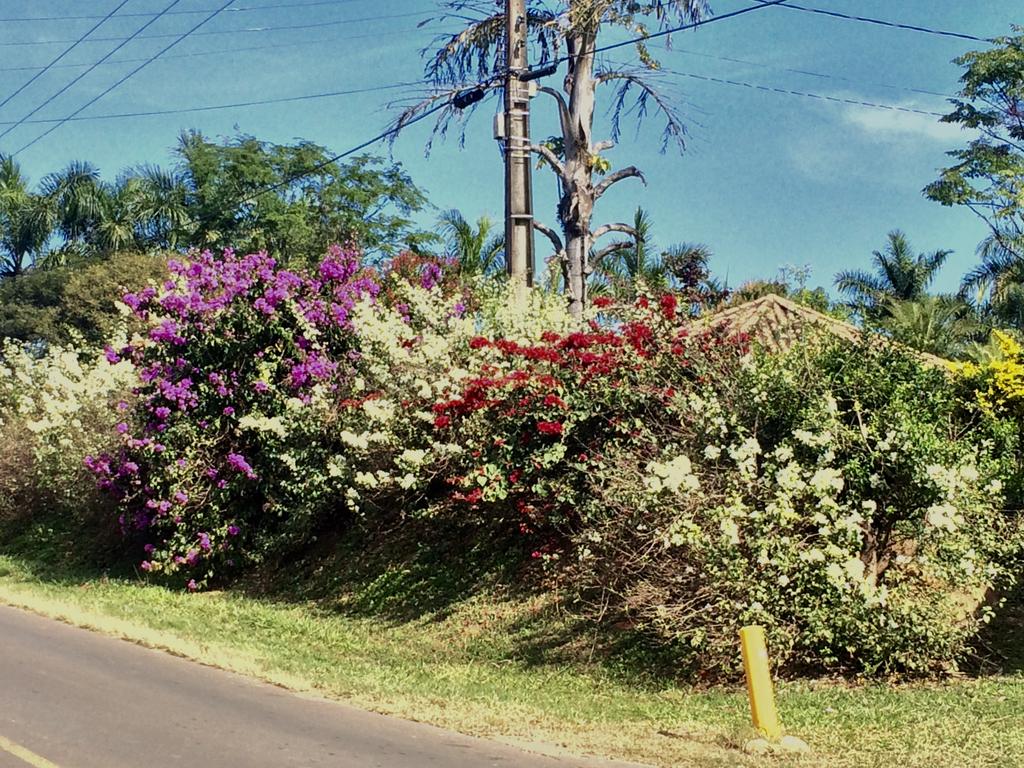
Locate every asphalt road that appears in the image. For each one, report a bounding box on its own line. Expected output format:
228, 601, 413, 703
0, 605, 637, 768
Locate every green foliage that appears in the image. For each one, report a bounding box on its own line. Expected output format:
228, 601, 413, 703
1, 135, 435, 279
3, 243, 1021, 679
925, 28, 1024, 326
594, 207, 722, 304
727, 276, 840, 318
0, 251, 168, 346
437, 208, 504, 277
835, 230, 951, 316
0, 154, 53, 277
173, 132, 436, 262
877, 295, 981, 360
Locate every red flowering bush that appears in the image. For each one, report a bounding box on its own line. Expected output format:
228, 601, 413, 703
429, 297, 749, 538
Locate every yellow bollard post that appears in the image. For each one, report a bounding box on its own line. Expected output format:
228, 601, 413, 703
740, 625, 782, 740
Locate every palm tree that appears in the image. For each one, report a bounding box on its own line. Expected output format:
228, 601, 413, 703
959, 228, 1024, 331
398, 0, 709, 318
132, 165, 190, 249
0, 155, 53, 277
593, 209, 722, 309
880, 295, 981, 359
40, 161, 106, 247
835, 230, 951, 315
437, 209, 504, 277
594, 208, 668, 297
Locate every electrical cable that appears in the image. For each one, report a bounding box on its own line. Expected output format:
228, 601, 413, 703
0, 8, 433, 48
13, 0, 239, 155
0, 0, 187, 143
758, 1, 995, 44
0, 25, 445, 76
520, 0, 787, 76
0, 81, 423, 125
654, 44, 955, 100
228, 96, 456, 207
0, 0, 133, 113
660, 67, 947, 117
0, 0, 371, 23
231, 1, 801, 203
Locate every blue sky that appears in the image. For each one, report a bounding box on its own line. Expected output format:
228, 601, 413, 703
0, 0, 1018, 294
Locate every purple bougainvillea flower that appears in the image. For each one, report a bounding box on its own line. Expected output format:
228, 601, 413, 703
226, 452, 257, 479
420, 261, 442, 290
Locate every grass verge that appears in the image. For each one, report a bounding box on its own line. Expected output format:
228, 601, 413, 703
0, 551, 1020, 768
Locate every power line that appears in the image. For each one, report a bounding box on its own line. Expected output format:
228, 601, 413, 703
0, 81, 423, 125
520, 0, 787, 75
0, 0, 133, 113
0, 0, 188, 143
0, 24, 445, 76
0, 0, 370, 23
231, 97, 457, 207
660, 67, 947, 117
758, 1, 995, 44
14, 1, 240, 156
655, 44, 955, 100
234, 5, 790, 204
0, 8, 432, 48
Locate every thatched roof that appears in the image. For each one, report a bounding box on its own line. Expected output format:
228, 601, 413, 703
692, 293, 949, 368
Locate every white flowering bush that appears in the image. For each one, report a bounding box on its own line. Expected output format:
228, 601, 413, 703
571, 341, 1023, 677
345, 271, 582, 507
0, 336, 134, 538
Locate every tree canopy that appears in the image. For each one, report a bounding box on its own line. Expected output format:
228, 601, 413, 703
835, 230, 950, 315
925, 29, 1024, 326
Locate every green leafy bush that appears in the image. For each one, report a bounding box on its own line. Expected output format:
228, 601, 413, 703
0, 251, 169, 346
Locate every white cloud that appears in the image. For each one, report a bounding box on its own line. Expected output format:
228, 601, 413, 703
841, 104, 966, 144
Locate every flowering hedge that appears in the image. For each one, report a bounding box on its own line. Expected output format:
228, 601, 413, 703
4, 244, 1021, 679
0, 335, 133, 538
569, 341, 1022, 676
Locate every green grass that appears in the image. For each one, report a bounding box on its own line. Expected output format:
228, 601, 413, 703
0, 545, 1021, 768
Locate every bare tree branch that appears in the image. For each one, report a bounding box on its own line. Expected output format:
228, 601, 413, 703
537, 86, 572, 140
594, 166, 646, 200
593, 222, 638, 241
591, 240, 634, 270
592, 139, 615, 153
533, 219, 564, 254
530, 144, 568, 181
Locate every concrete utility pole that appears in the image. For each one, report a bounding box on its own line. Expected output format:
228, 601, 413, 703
503, 0, 535, 286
